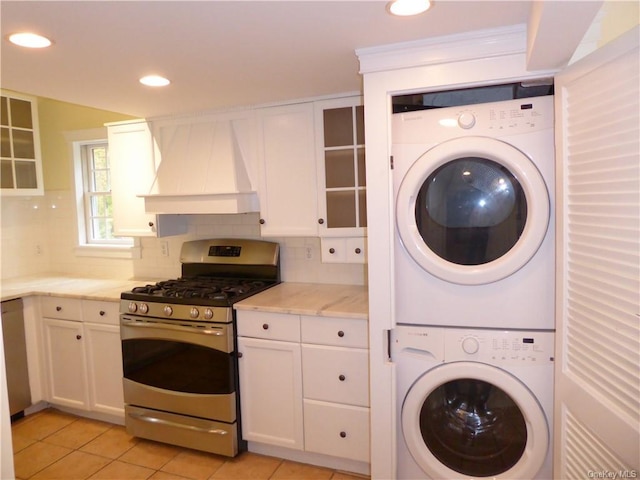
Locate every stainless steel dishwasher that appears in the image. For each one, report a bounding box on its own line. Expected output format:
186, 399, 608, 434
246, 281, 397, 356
1, 298, 31, 418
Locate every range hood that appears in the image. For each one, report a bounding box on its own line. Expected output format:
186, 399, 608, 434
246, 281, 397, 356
140, 116, 259, 214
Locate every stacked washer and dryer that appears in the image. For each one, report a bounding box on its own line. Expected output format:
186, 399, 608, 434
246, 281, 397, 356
391, 95, 555, 479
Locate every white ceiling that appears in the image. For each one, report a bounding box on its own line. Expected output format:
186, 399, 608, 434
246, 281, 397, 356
1, 1, 533, 118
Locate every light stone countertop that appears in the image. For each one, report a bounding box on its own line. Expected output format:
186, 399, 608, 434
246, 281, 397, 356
0, 275, 162, 303
1, 277, 369, 319
234, 282, 368, 319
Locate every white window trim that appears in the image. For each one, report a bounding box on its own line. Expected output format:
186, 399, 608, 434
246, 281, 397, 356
65, 127, 141, 259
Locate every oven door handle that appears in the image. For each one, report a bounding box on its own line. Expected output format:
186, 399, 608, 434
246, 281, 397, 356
121, 318, 224, 336
128, 411, 229, 435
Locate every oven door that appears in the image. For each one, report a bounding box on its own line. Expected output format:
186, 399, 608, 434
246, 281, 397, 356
120, 315, 236, 422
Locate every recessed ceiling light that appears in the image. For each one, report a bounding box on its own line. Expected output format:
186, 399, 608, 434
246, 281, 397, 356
139, 75, 171, 87
8, 32, 52, 48
387, 0, 431, 16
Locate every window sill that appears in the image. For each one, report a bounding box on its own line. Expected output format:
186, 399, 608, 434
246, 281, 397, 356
74, 244, 141, 259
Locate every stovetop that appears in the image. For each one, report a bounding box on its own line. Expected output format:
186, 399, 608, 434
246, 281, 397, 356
121, 276, 278, 307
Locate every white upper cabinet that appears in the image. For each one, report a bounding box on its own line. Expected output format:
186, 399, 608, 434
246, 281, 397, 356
256, 103, 319, 237
1, 91, 44, 196
314, 96, 367, 238
107, 120, 186, 237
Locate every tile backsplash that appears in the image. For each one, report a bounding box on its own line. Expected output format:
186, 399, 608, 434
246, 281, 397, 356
1, 190, 366, 286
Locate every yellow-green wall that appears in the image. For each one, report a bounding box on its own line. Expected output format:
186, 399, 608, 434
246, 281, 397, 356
600, 0, 640, 46
36, 97, 135, 190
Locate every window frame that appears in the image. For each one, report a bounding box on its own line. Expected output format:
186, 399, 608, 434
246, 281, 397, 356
67, 127, 138, 258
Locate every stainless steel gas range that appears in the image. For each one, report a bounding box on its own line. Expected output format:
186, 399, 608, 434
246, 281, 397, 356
119, 239, 279, 457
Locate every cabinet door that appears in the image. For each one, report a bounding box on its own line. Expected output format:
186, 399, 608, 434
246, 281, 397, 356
0, 91, 44, 196
42, 318, 89, 409
107, 120, 156, 236
84, 323, 124, 416
237, 337, 303, 449
108, 121, 185, 237
256, 103, 318, 236
314, 96, 366, 238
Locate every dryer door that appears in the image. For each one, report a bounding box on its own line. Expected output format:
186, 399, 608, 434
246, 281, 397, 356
401, 362, 549, 479
395, 136, 549, 285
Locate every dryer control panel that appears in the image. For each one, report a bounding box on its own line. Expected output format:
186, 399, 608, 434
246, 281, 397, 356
445, 328, 555, 366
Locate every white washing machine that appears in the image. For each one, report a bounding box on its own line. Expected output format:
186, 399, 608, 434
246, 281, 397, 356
393, 324, 554, 480
392, 96, 555, 329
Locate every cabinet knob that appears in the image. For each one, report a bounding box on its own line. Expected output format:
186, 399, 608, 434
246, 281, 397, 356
56, 306, 62, 311
355, 248, 361, 254
340, 431, 347, 438
259, 218, 266, 225
148, 221, 154, 227
329, 248, 335, 254
337, 330, 345, 337
262, 323, 269, 330
237, 352, 243, 358
339, 374, 346, 382
318, 218, 325, 225
99, 310, 106, 316
76, 334, 82, 340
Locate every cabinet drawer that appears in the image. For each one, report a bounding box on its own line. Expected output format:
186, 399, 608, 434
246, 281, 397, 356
237, 310, 300, 342
302, 345, 369, 407
82, 300, 120, 325
41, 296, 83, 321
303, 399, 370, 463
301, 315, 368, 348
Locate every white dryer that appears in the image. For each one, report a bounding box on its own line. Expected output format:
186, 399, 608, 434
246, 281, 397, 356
392, 96, 555, 329
393, 325, 554, 480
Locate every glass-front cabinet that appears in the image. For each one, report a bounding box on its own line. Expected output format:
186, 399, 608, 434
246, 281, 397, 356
315, 96, 367, 263
0, 91, 44, 195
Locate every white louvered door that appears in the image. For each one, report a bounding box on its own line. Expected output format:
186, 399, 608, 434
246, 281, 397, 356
554, 26, 639, 479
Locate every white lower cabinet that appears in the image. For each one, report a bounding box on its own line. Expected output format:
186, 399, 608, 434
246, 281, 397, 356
40, 296, 124, 418
237, 309, 369, 470
303, 400, 370, 463
237, 337, 303, 449
42, 317, 89, 409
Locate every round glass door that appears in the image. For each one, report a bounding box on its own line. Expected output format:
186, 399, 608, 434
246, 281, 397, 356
421, 378, 527, 477
402, 362, 549, 479
396, 137, 549, 285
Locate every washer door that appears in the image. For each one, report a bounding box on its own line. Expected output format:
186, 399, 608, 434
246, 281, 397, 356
396, 136, 549, 285
402, 362, 549, 479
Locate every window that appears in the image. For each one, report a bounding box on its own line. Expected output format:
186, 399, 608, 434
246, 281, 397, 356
78, 140, 132, 246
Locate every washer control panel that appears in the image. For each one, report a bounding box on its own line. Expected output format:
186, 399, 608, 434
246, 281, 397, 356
445, 328, 554, 366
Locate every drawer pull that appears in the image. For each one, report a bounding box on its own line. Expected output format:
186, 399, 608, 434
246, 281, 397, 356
355, 248, 362, 254
262, 323, 269, 330
340, 431, 347, 438
56, 306, 62, 311
99, 310, 106, 316
339, 374, 346, 382
337, 330, 344, 337
76, 334, 82, 340
329, 248, 335, 254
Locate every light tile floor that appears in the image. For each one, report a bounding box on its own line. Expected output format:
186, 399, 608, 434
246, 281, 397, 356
11, 409, 369, 480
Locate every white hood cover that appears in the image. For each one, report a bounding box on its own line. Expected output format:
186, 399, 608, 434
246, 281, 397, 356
141, 116, 259, 214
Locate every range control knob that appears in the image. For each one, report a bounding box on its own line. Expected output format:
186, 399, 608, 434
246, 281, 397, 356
139, 303, 149, 314
190, 307, 200, 319
163, 305, 173, 317
128, 302, 138, 313
462, 336, 480, 355
458, 112, 476, 129
203, 308, 214, 320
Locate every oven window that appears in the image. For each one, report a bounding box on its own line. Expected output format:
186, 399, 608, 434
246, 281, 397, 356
420, 378, 527, 477
415, 157, 527, 265
122, 339, 234, 394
